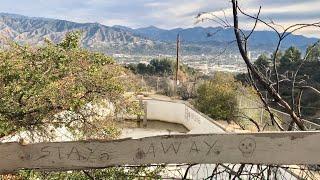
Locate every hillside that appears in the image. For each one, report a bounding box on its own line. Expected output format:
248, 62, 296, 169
0, 13, 318, 55
133, 26, 317, 49
0, 13, 152, 47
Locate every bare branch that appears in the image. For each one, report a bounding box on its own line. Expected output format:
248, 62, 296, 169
183, 163, 197, 179
237, 6, 281, 37
291, 41, 320, 111
297, 86, 320, 95
247, 68, 284, 131
231, 0, 306, 130
245, 6, 261, 40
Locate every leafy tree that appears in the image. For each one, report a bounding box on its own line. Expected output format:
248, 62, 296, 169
129, 58, 175, 76
0, 31, 163, 180
271, 50, 283, 63
125, 63, 138, 73
254, 53, 272, 70
280, 46, 301, 66
247, 45, 320, 118
194, 72, 238, 121
306, 43, 320, 62
0, 31, 137, 139
149, 58, 174, 76
136, 63, 149, 74
58, 31, 82, 49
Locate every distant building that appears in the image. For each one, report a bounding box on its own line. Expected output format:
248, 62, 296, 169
139, 61, 149, 65
196, 63, 209, 74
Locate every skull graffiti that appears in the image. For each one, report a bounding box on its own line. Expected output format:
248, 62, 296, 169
238, 138, 256, 157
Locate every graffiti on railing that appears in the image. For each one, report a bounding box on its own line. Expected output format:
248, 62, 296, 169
133, 139, 222, 162
184, 107, 201, 124
0, 132, 319, 173
22, 145, 112, 162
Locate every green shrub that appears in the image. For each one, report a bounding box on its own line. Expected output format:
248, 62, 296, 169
194, 72, 238, 121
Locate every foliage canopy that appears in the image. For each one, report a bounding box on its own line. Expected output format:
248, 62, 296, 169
0, 31, 136, 138
194, 72, 238, 121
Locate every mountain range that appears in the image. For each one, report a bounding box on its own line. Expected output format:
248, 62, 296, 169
0, 13, 318, 55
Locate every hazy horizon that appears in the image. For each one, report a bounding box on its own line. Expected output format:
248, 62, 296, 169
0, 0, 319, 38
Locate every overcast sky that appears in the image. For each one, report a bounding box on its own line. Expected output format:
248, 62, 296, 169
1, 0, 319, 37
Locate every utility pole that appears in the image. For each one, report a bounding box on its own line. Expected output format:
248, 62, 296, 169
156, 76, 160, 92
174, 33, 180, 95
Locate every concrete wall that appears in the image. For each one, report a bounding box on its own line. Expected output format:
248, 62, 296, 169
271, 108, 320, 130
143, 99, 225, 133
238, 94, 320, 131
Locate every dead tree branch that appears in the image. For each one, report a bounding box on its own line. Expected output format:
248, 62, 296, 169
231, 0, 306, 130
